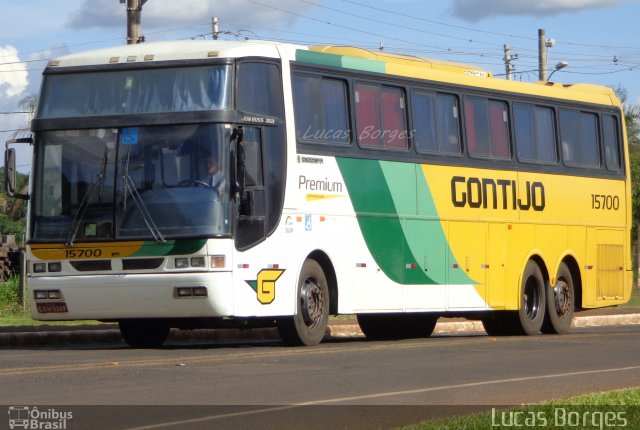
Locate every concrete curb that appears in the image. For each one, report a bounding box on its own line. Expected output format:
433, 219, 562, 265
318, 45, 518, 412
1, 313, 639, 347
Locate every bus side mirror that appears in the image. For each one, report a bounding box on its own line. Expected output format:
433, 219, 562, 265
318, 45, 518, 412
5, 137, 32, 200
5, 148, 17, 196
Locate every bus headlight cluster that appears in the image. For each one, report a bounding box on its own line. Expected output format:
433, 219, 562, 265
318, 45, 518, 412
34, 290, 63, 300
174, 256, 225, 269
175, 257, 206, 269
33, 262, 62, 273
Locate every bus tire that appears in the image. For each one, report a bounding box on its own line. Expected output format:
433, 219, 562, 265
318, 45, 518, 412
357, 313, 438, 340
277, 259, 329, 346
516, 260, 546, 335
542, 262, 575, 334
119, 320, 170, 348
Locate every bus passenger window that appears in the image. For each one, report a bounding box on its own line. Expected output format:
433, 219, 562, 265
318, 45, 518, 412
355, 83, 382, 147
603, 114, 621, 171
412, 91, 438, 153
514, 104, 557, 164
465, 97, 510, 160
436, 94, 461, 155
560, 109, 600, 168
355, 83, 408, 150
293, 75, 349, 144
412, 91, 461, 155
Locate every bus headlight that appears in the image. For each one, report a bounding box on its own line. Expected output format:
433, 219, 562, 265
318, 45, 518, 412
175, 258, 189, 269
190, 257, 206, 268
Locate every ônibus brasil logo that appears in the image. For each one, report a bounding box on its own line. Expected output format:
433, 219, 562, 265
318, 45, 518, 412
8, 406, 73, 430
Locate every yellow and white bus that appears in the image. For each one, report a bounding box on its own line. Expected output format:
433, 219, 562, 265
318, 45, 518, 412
5, 40, 631, 346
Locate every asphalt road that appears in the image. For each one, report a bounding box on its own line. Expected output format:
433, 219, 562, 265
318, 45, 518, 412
2, 326, 640, 430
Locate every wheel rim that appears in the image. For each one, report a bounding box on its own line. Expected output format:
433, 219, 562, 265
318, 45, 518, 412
523, 276, 541, 320
554, 279, 572, 319
300, 277, 324, 329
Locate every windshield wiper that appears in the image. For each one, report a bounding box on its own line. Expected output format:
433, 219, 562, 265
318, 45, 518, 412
66, 148, 109, 247
121, 148, 166, 244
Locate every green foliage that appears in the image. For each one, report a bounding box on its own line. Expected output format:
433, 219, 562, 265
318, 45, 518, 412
0, 167, 28, 243
629, 147, 640, 241
615, 86, 640, 244
400, 388, 640, 430
0, 276, 22, 314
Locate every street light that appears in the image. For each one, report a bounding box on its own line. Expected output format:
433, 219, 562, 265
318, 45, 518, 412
547, 61, 568, 81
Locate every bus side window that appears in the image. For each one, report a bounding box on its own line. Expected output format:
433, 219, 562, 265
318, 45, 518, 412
236, 61, 284, 250
464, 96, 511, 160
560, 109, 600, 168
514, 103, 557, 164
355, 83, 408, 150
603, 114, 621, 171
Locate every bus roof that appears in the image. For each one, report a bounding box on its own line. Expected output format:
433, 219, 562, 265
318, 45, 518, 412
46, 39, 620, 108
45, 40, 301, 68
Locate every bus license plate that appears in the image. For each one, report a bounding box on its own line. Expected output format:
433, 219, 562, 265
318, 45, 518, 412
36, 302, 69, 313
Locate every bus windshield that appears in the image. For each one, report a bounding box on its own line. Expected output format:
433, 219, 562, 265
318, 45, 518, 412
37, 65, 232, 118
32, 124, 232, 242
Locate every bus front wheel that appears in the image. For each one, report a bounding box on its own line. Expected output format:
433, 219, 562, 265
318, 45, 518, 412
278, 259, 329, 346
119, 320, 170, 348
516, 260, 546, 335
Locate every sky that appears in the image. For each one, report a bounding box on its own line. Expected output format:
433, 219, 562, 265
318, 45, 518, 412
2, 0, 640, 172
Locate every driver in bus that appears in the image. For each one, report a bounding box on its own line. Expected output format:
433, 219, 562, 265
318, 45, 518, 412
204, 155, 225, 197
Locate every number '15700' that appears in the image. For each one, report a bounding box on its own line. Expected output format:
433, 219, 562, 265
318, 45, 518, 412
591, 194, 620, 210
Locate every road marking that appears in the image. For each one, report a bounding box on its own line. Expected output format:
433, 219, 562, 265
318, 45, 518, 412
297, 365, 640, 404
123, 365, 640, 430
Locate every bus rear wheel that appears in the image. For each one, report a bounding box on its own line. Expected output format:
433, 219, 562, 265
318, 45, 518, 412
357, 313, 438, 340
542, 262, 575, 334
119, 320, 170, 348
278, 259, 329, 346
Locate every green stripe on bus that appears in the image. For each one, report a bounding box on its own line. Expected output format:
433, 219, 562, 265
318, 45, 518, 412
337, 157, 475, 285
341, 56, 386, 74
295, 49, 386, 74
295, 50, 343, 68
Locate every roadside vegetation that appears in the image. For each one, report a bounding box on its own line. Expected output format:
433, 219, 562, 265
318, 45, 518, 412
399, 387, 640, 430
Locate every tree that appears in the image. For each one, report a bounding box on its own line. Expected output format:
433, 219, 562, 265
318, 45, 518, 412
614, 85, 640, 145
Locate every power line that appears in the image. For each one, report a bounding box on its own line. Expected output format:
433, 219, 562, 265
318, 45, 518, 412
335, 0, 640, 51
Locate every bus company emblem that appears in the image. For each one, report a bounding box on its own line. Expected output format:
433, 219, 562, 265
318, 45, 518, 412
245, 269, 285, 304
451, 176, 545, 211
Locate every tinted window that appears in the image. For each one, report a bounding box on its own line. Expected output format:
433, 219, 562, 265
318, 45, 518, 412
436, 94, 462, 155
237, 62, 285, 243
464, 97, 510, 159
38, 66, 233, 118
514, 104, 557, 163
412, 91, 461, 155
237, 62, 283, 117
560, 109, 600, 168
603, 114, 621, 171
355, 83, 408, 150
293, 74, 350, 144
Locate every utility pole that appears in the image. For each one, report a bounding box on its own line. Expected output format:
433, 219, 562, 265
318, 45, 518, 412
503, 44, 513, 80
125, 0, 148, 44
212, 16, 219, 40
538, 28, 546, 81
